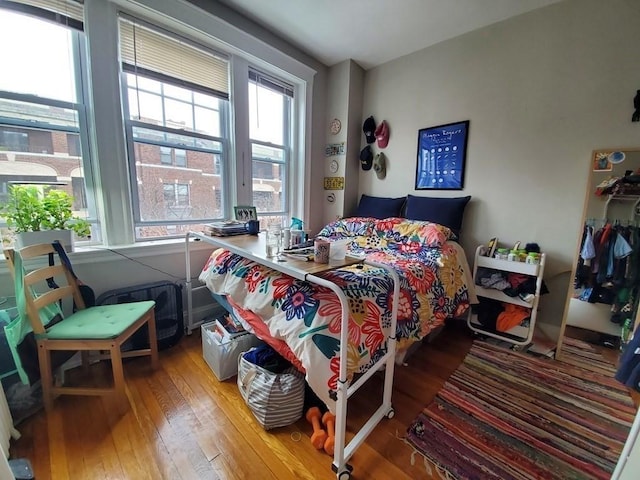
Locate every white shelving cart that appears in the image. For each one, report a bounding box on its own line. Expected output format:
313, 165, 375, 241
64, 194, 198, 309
467, 245, 546, 347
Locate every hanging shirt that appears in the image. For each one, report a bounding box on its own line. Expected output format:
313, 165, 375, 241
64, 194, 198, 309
581, 226, 596, 262
614, 232, 633, 259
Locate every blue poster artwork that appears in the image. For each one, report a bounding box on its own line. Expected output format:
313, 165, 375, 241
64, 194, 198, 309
415, 120, 469, 190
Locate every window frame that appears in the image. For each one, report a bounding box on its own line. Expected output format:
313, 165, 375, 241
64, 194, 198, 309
0, 8, 99, 243
248, 67, 294, 223
118, 19, 233, 234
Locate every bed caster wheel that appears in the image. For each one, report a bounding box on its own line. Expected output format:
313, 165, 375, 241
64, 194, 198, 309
385, 408, 395, 419
332, 463, 353, 480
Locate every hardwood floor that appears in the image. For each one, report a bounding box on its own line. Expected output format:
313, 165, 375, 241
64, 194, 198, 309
9, 321, 475, 480
9, 321, 639, 479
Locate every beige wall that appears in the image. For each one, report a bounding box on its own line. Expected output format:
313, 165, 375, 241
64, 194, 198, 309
322, 60, 365, 226
358, 0, 640, 327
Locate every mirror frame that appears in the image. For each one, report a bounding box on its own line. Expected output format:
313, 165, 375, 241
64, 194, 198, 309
556, 147, 640, 360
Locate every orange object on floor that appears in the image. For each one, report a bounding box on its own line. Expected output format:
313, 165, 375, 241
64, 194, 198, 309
305, 407, 327, 450
322, 411, 336, 455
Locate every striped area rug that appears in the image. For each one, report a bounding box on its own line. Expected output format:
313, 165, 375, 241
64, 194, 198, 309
560, 336, 619, 376
406, 341, 636, 480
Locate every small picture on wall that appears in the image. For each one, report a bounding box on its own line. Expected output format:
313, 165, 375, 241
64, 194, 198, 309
592, 151, 612, 172
234, 205, 257, 221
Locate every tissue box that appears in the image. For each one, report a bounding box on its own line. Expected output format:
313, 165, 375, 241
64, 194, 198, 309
201, 321, 262, 381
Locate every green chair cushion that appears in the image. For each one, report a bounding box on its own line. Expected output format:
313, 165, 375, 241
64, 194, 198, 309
41, 301, 155, 340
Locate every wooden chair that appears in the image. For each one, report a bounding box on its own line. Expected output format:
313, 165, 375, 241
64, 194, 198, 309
4, 243, 159, 411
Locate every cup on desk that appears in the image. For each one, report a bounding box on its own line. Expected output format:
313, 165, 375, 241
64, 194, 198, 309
245, 219, 260, 235
314, 239, 330, 264
329, 239, 348, 260
266, 225, 282, 257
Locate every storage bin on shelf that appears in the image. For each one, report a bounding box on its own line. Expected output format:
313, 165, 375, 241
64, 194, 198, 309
467, 245, 546, 347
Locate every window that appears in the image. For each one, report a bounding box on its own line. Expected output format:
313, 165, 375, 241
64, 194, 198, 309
248, 68, 293, 227
175, 148, 186, 167
0, 2, 307, 247
67, 133, 80, 156
160, 146, 172, 164
213, 154, 222, 175
119, 16, 230, 239
159, 146, 187, 167
0, 1, 95, 244
163, 182, 190, 220
163, 182, 189, 206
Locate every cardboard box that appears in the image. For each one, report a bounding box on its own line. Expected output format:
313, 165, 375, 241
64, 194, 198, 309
201, 321, 262, 381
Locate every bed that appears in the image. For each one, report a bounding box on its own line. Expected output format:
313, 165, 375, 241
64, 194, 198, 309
189, 196, 476, 479
199, 216, 472, 404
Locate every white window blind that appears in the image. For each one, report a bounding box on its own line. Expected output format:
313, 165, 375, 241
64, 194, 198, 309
0, 0, 83, 29
119, 16, 229, 99
249, 67, 294, 98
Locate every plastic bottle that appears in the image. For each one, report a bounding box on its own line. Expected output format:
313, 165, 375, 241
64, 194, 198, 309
507, 250, 519, 262
283, 228, 291, 250
526, 252, 540, 264
621, 318, 632, 351
495, 248, 509, 260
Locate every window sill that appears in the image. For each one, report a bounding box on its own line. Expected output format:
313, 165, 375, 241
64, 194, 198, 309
0, 234, 217, 273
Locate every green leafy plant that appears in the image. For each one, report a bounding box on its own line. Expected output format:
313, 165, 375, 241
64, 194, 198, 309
0, 185, 91, 237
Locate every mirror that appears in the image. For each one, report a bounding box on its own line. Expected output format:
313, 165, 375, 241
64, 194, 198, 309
557, 148, 640, 360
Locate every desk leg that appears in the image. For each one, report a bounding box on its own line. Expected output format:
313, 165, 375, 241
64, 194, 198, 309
185, 232, 194, 335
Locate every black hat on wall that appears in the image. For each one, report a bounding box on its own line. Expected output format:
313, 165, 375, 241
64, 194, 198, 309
362, 116, 376, 144
359, 145, 373, 170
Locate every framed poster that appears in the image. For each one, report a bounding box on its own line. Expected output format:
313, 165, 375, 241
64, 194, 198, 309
592, 151, 613, 172
233, 205, 257, 221
415, 120, 469, 190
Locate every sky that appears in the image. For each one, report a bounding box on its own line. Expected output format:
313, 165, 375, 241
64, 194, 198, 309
0, 10, 76, 103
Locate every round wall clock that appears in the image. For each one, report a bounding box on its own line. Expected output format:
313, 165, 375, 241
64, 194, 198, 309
329, 118, 341, 135
329, 159, 339, 173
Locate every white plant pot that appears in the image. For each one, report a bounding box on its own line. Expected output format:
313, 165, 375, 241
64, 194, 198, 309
15, 230, 74, 252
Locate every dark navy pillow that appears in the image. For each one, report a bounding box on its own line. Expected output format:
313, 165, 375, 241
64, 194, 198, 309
405, 195, 471, 236
356, 194, 405, 219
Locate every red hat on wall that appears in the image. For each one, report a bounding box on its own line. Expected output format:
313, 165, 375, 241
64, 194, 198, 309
375, 121, 389, 148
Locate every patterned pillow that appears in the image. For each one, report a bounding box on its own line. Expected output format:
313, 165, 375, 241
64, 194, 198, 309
373, 218, 453, 248
317, 217, 376, 238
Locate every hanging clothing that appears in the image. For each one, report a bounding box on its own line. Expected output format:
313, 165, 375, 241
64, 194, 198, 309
616, 327, 640, 392
581, 226, 596, 262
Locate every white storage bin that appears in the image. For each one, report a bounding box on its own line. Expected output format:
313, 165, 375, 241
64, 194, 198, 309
201, 322, 262, 381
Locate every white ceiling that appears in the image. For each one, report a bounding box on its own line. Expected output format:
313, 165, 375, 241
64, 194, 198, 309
216, 0, 564, 70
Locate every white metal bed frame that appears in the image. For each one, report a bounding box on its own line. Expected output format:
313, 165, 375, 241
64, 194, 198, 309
185, 231, 399, 479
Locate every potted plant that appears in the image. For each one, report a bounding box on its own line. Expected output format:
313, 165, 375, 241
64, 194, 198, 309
0, 185, 91, 251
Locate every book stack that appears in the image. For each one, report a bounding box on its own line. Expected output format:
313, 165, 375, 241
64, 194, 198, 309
203, 221, 246, 237
210, 314, 248, 343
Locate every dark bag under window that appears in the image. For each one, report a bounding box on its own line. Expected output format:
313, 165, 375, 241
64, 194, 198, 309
95, 281, 183, 351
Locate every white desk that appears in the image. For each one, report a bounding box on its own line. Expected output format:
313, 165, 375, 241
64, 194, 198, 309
184, 230, 399, 479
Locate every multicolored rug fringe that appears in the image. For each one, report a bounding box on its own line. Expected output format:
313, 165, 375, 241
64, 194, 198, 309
406, 341, 636, 479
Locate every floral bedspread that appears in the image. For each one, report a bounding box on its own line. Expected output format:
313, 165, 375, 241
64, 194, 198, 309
199, 217, 471, 411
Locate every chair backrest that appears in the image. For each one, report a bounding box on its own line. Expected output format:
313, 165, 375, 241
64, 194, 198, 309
4, 243, 86, 335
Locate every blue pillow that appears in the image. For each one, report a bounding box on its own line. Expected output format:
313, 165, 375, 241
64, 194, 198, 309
356, 194, 405, 219
405, 195, 471, 236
